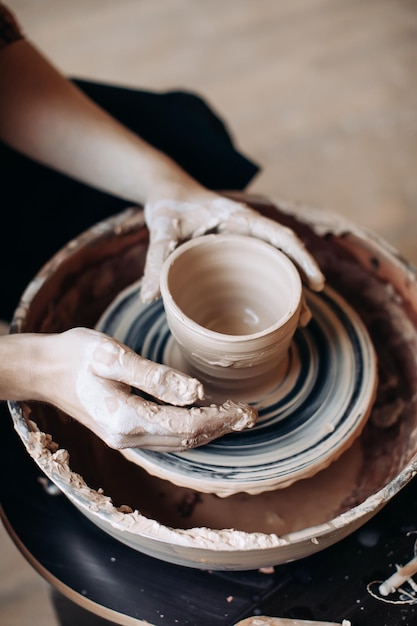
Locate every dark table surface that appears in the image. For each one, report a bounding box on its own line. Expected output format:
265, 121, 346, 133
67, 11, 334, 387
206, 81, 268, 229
1, 402, 417, 626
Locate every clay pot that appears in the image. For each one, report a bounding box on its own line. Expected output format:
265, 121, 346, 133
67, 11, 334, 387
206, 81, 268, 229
159, 233, 302, 401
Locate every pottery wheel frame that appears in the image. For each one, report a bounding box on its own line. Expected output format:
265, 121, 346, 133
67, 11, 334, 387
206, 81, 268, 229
7, 194, 417, 571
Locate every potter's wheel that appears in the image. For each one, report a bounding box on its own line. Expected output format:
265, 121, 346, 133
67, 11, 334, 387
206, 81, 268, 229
8, 199, 417, 570
97, 280, 377, 496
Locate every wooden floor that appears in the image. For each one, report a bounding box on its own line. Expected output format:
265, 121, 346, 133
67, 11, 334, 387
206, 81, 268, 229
2, 0, 417, 624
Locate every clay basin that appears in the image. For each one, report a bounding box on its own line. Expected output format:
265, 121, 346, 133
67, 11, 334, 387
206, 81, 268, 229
8, 193, 417, 570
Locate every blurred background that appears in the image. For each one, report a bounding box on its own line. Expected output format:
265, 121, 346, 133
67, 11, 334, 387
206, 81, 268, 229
1, 0, 416, 624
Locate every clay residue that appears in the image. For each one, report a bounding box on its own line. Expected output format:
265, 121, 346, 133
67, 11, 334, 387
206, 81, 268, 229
22, 424, 290, 551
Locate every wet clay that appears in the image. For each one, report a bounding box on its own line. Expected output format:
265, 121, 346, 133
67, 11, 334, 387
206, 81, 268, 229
10, 199, 417, 557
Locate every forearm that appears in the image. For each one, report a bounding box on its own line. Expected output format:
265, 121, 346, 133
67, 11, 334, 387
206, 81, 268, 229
0, 333, 51, 401
0, 39, 201, 204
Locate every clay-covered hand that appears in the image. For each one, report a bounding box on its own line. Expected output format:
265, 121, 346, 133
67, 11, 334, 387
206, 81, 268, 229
9, 328, 257, 450
141, 192, 325, 303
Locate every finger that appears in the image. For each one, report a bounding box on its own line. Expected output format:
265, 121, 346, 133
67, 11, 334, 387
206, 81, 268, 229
220, 209, 325, 291
89, 336, 204, 406
115, 396, 258, 451
118, 350, 205, 406
141, 238, 175, 302
141, 203, 182, 302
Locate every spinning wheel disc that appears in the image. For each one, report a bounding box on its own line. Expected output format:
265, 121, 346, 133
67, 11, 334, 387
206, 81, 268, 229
97, 282, 377, 496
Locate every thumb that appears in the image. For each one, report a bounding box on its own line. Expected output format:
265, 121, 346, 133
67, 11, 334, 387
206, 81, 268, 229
141, 202, 181, 302
140, 238, 173, 302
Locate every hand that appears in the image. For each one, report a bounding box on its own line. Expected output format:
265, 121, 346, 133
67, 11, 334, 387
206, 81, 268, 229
141, 191, 325, 304
23, 328, 256, 451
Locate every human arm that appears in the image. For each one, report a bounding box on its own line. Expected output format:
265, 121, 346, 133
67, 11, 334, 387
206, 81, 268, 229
0, 36, 198, 206
0, 328, 256, 450
0, 33, 325, 303
0, 6, 323, 450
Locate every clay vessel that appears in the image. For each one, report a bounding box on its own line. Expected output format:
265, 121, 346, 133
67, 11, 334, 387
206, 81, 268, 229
159, 233, 302, 401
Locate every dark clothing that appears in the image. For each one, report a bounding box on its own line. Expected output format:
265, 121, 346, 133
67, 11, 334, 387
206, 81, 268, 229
0, 2, 23, 49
